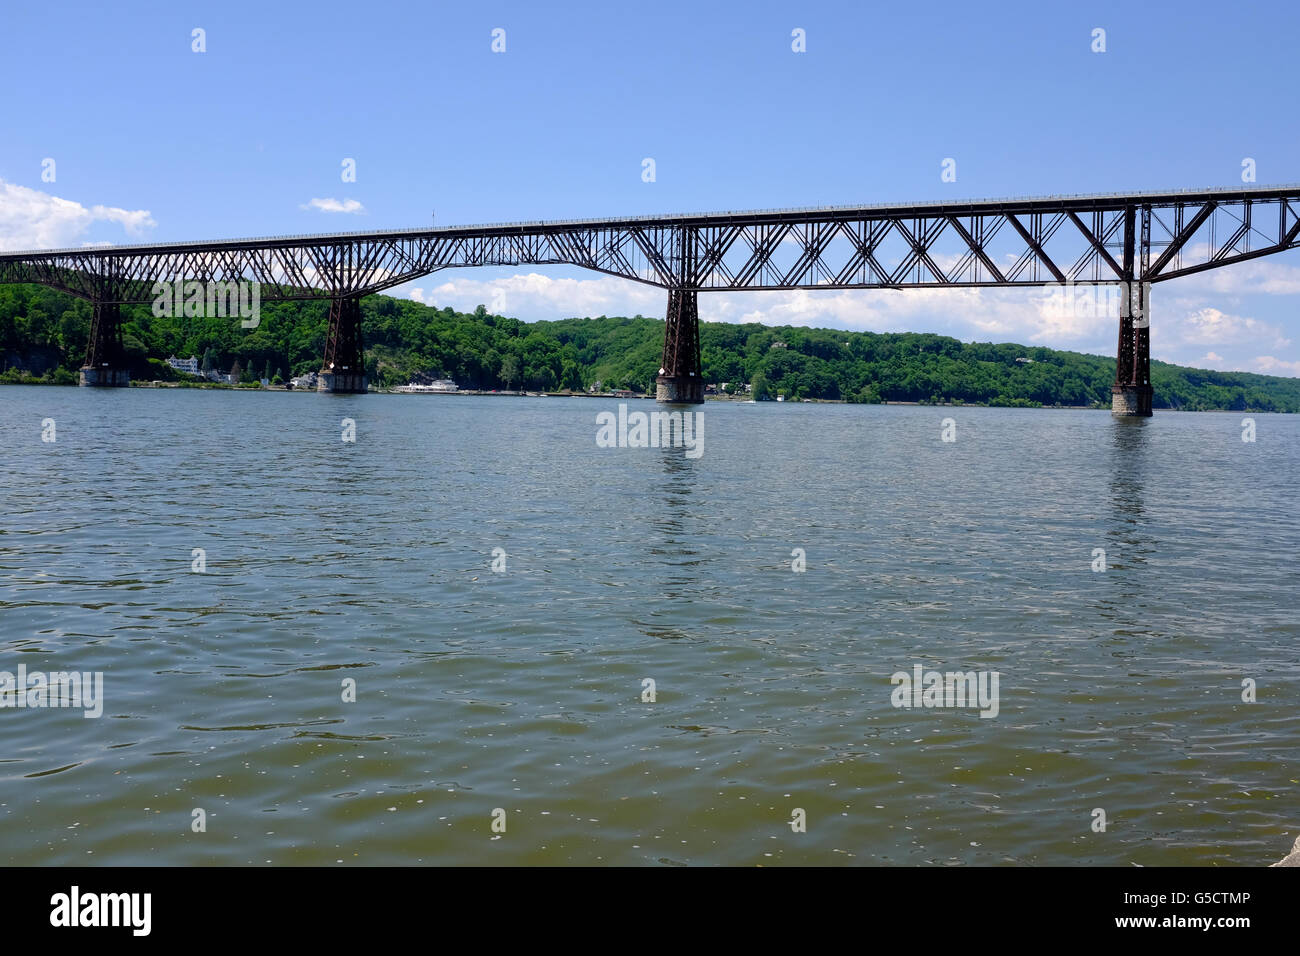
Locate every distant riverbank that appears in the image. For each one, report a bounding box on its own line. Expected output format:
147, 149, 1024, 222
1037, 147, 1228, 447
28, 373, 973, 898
1, 377, 1252, 412
4, 286, 1300, 411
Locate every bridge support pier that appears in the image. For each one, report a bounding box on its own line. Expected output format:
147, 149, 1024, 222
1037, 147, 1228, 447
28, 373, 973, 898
79, 301, 130, 387
318, 297, 367, 393
655, 288, 703, 404
1111, 204, 1153, 417
1111, 281, 1152, 416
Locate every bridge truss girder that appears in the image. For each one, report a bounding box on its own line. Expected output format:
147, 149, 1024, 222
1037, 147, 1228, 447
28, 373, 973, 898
2, 186, 1298, 408
3, 189, 1298, 302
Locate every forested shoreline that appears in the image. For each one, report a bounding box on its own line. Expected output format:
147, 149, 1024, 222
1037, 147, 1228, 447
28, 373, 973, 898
1, 283, 1297, 411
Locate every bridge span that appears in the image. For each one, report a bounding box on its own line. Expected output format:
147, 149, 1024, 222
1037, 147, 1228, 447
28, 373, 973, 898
3, 184, 1299, 415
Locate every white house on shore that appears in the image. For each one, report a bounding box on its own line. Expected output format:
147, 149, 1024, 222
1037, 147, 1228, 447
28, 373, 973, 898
166, 355, 200, 376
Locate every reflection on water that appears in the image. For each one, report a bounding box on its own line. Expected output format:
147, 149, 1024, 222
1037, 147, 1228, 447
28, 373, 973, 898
1, 387, 1298, 866
1099, 419, 1153, 634
1108, 418, 1149, 542
643, 444, 700, 639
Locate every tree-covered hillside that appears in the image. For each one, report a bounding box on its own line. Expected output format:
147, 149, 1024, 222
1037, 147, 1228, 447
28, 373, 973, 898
1, 282, 1297, 411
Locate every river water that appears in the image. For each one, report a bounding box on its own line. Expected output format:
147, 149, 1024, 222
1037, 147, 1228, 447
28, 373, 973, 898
1, 385, 1296, 865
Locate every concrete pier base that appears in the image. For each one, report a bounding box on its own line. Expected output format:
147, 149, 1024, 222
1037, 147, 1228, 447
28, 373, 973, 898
78, 366, 130, 387
317, 371, 367, 394
655, 375, 704, 404
1111, 384, 1153, 417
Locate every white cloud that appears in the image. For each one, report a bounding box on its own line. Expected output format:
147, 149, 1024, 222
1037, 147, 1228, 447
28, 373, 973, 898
1173, 248, 1300, 295
410, 273, 662, 319
1160, 349, 1300, 378
1164, 306, 1290, 350
0, 179, 156, 251
403, 274, 1129, 360
301, 198, 365, 214
1205, 260, 1300, 296
398, 272, 1300, 376
1249, 355, 1300, 377
408, 274, 1096, 337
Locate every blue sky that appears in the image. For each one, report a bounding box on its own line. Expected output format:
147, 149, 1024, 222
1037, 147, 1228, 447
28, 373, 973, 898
3, 0, 1299, 374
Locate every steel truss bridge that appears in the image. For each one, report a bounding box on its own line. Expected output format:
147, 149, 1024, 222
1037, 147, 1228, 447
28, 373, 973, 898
2, 184, 1299, 413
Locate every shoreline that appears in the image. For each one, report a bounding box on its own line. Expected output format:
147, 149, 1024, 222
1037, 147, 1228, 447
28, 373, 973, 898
0, 379, 1284, 413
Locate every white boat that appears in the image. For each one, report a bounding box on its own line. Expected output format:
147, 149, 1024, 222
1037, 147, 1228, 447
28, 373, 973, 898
395, 379, 459, 393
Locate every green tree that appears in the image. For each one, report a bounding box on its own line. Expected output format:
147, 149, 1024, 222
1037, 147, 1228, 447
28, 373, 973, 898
500, 353, 519, 390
